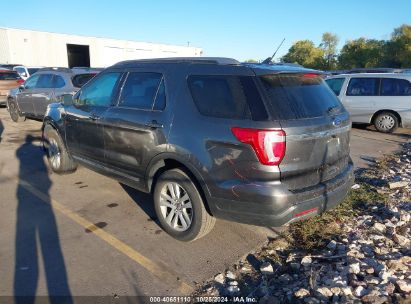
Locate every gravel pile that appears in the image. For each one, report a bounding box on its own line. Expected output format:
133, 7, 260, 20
195, 142, 411, 303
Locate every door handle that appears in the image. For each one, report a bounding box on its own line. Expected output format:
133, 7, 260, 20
145, 120, 163, 129
89, 113, 100, 121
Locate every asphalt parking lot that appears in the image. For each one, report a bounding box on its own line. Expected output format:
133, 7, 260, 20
0, 108, 410, 298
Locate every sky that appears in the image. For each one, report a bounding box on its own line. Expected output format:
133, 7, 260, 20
1, 0, 410, 62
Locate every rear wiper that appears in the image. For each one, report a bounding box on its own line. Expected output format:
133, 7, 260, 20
327, 106, 340, 114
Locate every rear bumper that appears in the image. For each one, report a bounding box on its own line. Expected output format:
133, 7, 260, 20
208, 160, 354, 227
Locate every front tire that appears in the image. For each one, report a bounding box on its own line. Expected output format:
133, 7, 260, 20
43, 124, 77, 174
153, 169, 215, 241
374, 112, 399, 133
8, 100, 23, 123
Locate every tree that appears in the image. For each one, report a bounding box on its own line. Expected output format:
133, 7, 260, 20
320, 32, 339, 70
281, 40, 325, 69
244, 59, 259, 63
383, 24, 411, 67
338, 38, 385, 69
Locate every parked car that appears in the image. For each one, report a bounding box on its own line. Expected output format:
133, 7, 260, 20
325, 73, 411, 133
0, 70, 24, 106
0, 63, 22, 70
42, 57, 354, 241
13, 65, 44, 80
7, 67, 98, 122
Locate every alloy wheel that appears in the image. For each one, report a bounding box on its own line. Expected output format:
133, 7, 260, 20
159, 182, 193, 232
9, 102, 19, 122
47, 137, 61, 169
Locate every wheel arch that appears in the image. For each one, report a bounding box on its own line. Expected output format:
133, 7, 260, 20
371, 109, 402, 127
42, 118, 68, 151
145, 154, 213, 214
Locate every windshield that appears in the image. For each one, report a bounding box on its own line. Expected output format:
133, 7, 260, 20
259, 73, 342, 120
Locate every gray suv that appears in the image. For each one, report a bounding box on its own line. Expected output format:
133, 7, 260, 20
7, 67, 97, 122
42, 58, 354, 241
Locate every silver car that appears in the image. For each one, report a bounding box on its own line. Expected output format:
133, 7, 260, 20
325, 73, 411, 133
7, 67, 98, 122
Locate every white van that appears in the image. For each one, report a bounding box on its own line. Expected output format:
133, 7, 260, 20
325, 73, 411, 133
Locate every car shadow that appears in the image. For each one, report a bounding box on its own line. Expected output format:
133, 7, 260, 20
120, 183, 159, 222
14, 135, 72, 304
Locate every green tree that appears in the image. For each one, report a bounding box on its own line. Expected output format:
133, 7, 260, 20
320, 32, 339, 70
282, 40, 325, 69
244, 59, 259, 63
338, 38, 385, 69
383, 24, 411, 67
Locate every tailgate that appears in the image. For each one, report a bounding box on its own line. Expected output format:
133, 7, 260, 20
279, 115, 351, 190
258, 72, 351, 190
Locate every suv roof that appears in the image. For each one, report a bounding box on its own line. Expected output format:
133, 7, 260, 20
113, 57, 241, 67
112, 57, 320, 75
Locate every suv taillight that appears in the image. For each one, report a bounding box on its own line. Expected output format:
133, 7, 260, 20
231, 127, 286, 166
17, 79, 24, 85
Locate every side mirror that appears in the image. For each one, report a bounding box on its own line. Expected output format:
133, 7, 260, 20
60, 94, 73, 106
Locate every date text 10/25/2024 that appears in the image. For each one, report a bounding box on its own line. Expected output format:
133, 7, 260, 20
149, 296, 258, 303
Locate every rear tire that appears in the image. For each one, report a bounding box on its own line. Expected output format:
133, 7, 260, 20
374, 112, 398, 133
9, 100, 23, 123
43, 124, 77, 174
153, 168, 215, 242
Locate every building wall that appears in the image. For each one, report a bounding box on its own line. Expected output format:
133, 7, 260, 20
0, 27, 202, 67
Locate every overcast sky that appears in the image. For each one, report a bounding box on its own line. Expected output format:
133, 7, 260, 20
1, 0, 410, 61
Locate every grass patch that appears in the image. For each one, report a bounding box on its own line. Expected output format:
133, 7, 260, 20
283, 182, 387, 251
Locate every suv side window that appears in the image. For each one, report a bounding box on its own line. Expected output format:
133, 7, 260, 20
347, 78, 379, 96
36, 74, 54, 88
119, 72, 163, 110
53, 75, 66, 88
381, 78, 411, 96
187, 75, 253, 119
77, 72, 122, 107
325, 78, 345, 96
24, 74, 40, 89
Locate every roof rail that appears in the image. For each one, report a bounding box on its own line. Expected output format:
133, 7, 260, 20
329, 68, 410, 75
113, 57, 240, 67
38, 67, 72, 73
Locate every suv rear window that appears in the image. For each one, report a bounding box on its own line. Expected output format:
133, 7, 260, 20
0, 72, 21, 80
260, 73, 342, 120
72, 73, 96, 88
188, 75, 267, 120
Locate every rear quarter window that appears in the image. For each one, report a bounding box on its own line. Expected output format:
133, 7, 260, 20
72, 73, 96, 88
260, 73, 342, 120
187, 75, 267, 120
381, 78, 411, 96
325, 78, 345, 96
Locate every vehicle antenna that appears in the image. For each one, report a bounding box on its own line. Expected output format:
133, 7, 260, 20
261, 38, 285, 64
